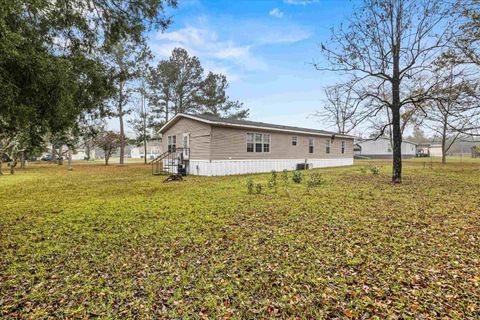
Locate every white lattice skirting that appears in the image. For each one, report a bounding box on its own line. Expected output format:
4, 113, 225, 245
188, 158, 353, 176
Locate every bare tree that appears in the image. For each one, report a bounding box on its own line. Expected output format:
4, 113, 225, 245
454, 0, 480, 66
313, 83, 368, 134
424, 59, 480, 163
316, 0, 454, 183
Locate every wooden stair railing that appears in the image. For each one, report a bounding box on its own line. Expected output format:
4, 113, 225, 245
150, 150, 170, 175
150, 148, 190, 176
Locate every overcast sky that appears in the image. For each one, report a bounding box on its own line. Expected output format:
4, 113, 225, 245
113, 0, 361, 136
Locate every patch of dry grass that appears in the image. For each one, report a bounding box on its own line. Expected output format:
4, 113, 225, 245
0, 161, 479, 318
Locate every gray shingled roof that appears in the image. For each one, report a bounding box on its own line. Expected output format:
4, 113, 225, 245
186, 113, 345, 137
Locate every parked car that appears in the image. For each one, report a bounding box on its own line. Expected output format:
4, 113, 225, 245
40, 154, 53, 161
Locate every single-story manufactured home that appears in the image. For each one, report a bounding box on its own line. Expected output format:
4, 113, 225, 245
355, 137, 417, 159
157, 113, 354, 176
130, 139, 162, 160
429, 144, 443, 157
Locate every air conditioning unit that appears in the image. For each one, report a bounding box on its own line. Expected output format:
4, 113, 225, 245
296, 163, 310, 170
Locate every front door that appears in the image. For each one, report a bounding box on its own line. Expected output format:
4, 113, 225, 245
182, 133, 190, 159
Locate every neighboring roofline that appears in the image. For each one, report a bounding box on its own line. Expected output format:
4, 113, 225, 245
158, 113, 355, 139
356, 136, 418, 145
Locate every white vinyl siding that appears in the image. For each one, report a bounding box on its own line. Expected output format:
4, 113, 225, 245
292, 136, 298, 146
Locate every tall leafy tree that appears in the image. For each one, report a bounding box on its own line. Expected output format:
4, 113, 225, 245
148, 48, 249, 128
198, 72, 249, 119
106, 40, 152, 165
148, 60, 177, 130
169, 48, 204, 114
0, 0, 175, 172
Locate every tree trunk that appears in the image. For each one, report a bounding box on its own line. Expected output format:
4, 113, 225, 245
85, 142, 91, 161
143, 92, 148, 165
68, 149, 73, 171
0, 157, 3, 176
20, 151, 26, 169
10, 159, 17, 174
143, 139, 147, 164
441, 118, 447, 164
119, 80, 125, 165
165, 97, 169, 122
105, 154, 110, 166
441, 138, 447, 164
51, 145, 56, 163
391, 22, 402, 184
391, 72, 402, 183
391, 106, 402, 183
58, 146, 63, 165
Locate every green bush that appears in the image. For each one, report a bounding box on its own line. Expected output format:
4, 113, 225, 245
292, 170, 303, 184
370, 166, 380, 175
281, 169, 289, 188
268, 170, 277, 191
255, 183, 263, 194
306, 172, 323, 188
246, 178, 254, 194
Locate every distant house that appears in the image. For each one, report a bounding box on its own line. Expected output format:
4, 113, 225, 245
429, 139, 480, 157
130, 139, 162, 160
416, 143, 431, 157
41, 144, 95, 160
157, 113, 354, 176
429, 144, 443, 157
70, 148, 95, 160
355, 137, 417, 159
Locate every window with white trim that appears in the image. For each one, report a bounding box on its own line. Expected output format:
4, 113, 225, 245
325, 139, 331, 154
263, 134, 270, 152
167, 135, 176, 152
292, 136, 298, 146
309, 138, 314, 153
247, 133, 254, 152
247, 133, 270, 152
341, 141, 346, 154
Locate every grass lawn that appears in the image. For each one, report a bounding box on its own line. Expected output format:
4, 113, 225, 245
1, 160, 479, 319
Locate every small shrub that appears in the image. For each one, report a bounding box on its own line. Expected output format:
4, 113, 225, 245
370, 166, 380, 175
268, 170, 278, 191
292, 170, 303, 184
255, 183, 263, 194
246, 178, 254, 194
282, 169, 289, 187
306, 172, 323, 188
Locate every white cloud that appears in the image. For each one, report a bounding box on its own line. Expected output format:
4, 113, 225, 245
150, 16, 312, 81
284, 0, 319, 5
213, 45, 251, 59
269, 8, 284, 18
151, 24, 267, 82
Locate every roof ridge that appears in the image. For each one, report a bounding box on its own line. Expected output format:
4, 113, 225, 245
180, 113, 349, 137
